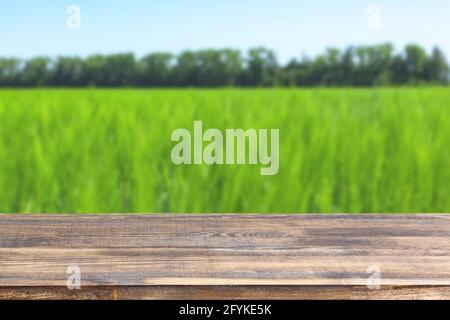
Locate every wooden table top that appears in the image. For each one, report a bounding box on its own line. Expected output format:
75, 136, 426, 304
0, 214, 449, 299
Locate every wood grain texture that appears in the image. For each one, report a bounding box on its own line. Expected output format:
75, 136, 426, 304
0, 214, 449, 299
1, 286, 449, 300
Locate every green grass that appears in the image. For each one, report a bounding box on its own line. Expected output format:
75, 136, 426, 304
0, 88, 449, 213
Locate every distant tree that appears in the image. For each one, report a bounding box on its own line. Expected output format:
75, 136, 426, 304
281, 58, 299, 86
194, 49, 243, 87
196, 50, 224, 86
0, 58, 22, 87
81, 55, 108, 86
283, 55, 316, 87
309, 55, 328, 86
370, 44, 394, 86
353, 44, 393, 86
391, 54, 408, 85
0, 44, 449, 87
322, 48, 342, 85
242, 48, 279, 86
340, 47, 356, 86
137, 53, 174, 87
79, 54, 135, 87
104, 54, 136, 86
424, 47, 449, 84
50, 57, 83, 86
173, 51, 199, 86
220, 49, 243, 86
170, 49, 243, 87
403, 44, 428, 84
20, 57, 51, 86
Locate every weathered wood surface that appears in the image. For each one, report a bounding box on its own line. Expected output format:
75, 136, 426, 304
0, 214, 449, 299
1, 285, 450, 300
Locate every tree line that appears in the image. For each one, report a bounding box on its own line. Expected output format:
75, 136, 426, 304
0, 43, 448, 87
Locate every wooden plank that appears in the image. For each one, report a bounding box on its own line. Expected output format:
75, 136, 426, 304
0, 214, 449, 299
0, 286, 449, 300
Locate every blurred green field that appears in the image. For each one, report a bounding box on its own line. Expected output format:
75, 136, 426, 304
0, 88, 449, 213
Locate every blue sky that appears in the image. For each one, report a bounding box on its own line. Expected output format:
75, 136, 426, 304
2, 0, 450, 63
